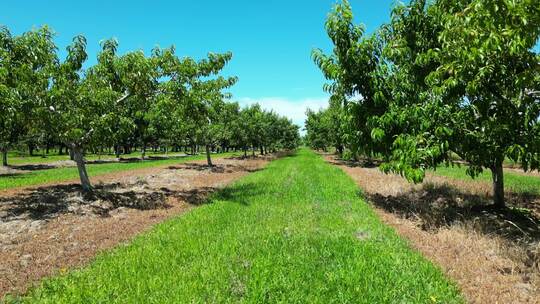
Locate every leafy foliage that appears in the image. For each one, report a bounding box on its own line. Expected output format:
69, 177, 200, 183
313, 0, 540, 206
0, 25, 300, 190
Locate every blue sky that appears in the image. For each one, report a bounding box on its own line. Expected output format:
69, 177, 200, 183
1, 0, 397, 127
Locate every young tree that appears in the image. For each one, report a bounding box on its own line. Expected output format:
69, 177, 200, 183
48, 36, 136, 191
235, 107, 253, 157
312, 0, 388, 159
305, 108, 331, 151
176, 52, 237, 166
116, 50, 161, 160
89, 39, 134, 159
48, 35, 94, 190
217, 101, 241, 152
241, 104, 264, 156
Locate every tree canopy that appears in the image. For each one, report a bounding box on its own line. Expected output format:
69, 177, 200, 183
311, 0, 540, 207
0, 25, 300, 191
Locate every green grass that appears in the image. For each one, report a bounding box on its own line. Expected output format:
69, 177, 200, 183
0, 153, 236, 191
433, 165, 540, 195
10, 149, 463, 303
5, 151, 187, 165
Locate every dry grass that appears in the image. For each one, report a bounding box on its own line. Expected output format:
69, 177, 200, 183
325, 154, 540, 304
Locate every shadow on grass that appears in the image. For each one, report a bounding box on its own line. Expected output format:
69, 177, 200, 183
0, 155, 191, 174
5, 164, 57, 171
0, 173, 28, 179
326, 157, 382, 169
212, 182, 266, 206
113, 154, 189, 163
161, 182, 264, 207
168, 163, 263, 174
225, 150, 297, 161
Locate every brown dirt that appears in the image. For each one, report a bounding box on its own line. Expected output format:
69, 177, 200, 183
0, 155, 273, 298
0, 155, 205, 198
325, 154, 540, 304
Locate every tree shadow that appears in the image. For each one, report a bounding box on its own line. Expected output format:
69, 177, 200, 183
327, 157, 381, 168
212, 182, 265, 206
117, 154, 188, 163
5, 164, 57, 171
161, 186, 218, 205
0, 178, 264, 224
225, 150, 296, 161
0, 173, 25, 178
162, 181, 265, 206
327, 154, 540, 244
225, 155, 261, 160
0, 183, 171, 222
84, 159, 117, 165
168, 163, 263, 174
365, 182, 540, 244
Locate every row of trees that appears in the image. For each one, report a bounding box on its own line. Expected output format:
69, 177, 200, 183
0, 26, 300, 191
308, 0, 540, 207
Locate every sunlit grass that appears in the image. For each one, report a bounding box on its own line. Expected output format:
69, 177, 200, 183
8, 149, 463, 303
5, 150, 188, 165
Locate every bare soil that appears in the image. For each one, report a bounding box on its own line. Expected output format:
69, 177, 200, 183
0, 155, 273, 298
325, 154, 540, 304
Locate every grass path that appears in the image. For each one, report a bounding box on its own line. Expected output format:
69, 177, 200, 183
9, 149, 463, 303
0, 153, 238, 191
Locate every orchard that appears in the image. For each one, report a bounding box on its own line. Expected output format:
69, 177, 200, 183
0, 26, 300, 191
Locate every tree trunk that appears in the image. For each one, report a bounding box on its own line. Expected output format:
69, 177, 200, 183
206, 145, 213, 167
28, 144, 34, 156
252, 145, 255, 157
141, 144, 146, 160
59, 145, 64, 155
243, 147, 247, 158
490, 163, 505, 208
72, 146, 92, 192
114, 145, 120, 158
1, 148, 7, 166
260, 145, 264, 155
69, 148, 75, 161
337, 145, 344, 157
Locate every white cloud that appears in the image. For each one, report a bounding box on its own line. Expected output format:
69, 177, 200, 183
237, 97, 329, 131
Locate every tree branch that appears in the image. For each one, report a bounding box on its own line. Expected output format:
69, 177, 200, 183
116, 92, 131, 104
